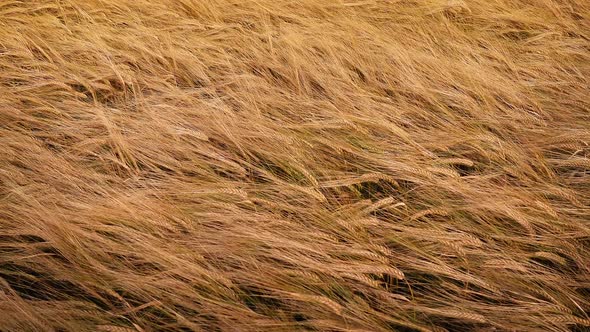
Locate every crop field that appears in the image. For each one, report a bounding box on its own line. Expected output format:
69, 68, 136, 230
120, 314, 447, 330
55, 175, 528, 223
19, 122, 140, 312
0, 0, 589, 331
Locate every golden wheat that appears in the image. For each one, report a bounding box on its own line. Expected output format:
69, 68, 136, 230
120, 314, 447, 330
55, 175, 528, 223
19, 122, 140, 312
1, 0, 589, 331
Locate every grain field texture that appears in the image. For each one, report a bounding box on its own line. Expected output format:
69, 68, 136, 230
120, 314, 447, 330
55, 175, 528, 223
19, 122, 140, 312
1, 0, 589, 331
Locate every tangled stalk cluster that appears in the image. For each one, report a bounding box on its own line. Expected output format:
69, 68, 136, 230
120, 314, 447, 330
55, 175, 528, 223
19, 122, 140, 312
1, 1, 589, 331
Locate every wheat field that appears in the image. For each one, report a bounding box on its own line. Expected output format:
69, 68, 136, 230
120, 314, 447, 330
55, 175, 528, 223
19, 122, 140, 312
1, 0, 589, 331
